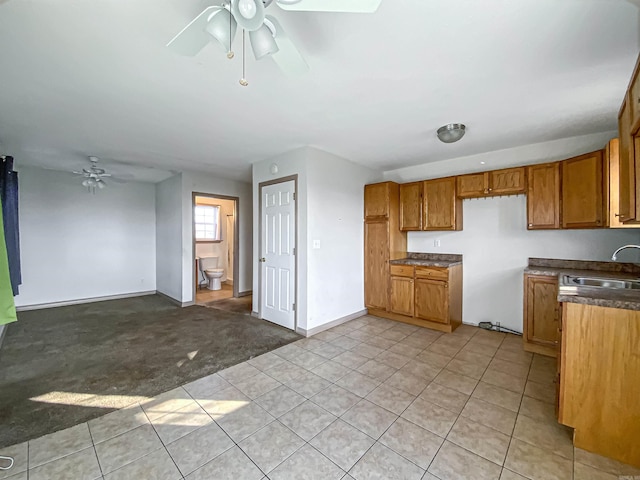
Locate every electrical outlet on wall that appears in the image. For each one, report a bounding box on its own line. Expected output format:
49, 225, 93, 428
433, 239, 441, 247
312, 239, 321, 249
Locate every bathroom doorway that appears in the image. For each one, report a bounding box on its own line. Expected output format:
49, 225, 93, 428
192, 193, 239, 306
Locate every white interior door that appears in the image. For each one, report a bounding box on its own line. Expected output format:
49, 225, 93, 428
260, 180, 296, 330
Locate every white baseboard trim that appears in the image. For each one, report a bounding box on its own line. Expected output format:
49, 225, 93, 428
156, 291, 183, 307
182, 301, 195, 307
296, 309, 368, 337
16, 291, 157, 312
251, 311, 260, 318
238, 290, 252, 297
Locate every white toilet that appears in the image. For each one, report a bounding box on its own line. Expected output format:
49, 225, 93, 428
199, 256, 225, 291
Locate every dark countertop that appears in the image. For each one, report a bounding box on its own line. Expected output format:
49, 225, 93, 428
390, 252, 462, 267
526, 258, 640, 311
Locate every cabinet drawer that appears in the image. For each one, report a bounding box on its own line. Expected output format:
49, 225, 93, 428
415, 266, 449, 280
389, 264, 414, 277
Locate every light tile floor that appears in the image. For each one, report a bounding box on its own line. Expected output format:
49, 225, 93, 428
2, 315, 640, 480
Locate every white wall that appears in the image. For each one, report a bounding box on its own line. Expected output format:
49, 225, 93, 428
181, 172, 252, 303
15, 166, 156, 307
156, 173, 183, 301
408, 195, 640, 333
252, 148, 310, 324
305, 149, 381, 330
252, 147, 381, 332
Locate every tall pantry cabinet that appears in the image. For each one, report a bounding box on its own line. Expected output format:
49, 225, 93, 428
364, 182, 407, 311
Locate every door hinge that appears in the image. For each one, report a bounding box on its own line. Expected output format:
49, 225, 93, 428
293, 247, 296, 255
293, 192, 296, 200
292, 303, 296, 311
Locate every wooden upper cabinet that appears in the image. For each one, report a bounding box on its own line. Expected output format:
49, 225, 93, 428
456, 167, 525, 198
523, 274, 559, 357
630, 64, 640, 131
456, 173, 487, 198
399, 182, 423, 231
489, 167, 526, 195
364, 220, 389, 309
605, 138, 639, 228
423, 177, 462, 231
527, 162, 561, 230
364, 183, 390, 219
561, 151, 604, 229
618, 98, 636, 222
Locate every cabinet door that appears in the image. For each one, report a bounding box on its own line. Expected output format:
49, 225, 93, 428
456, 173, 487, 198
390, 276, 414, 317
618, 99, 635, 222
489, 167, 526, 195
364, 220, 389, 309
523, 274, 559, 354
424, 177, 462, 230
364, 183, 389, 219
562, 151, 604, 228
415, 278, 448, 324
399, 182, 422, 231
527, 162, 561, 229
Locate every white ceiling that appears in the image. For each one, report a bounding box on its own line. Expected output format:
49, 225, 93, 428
0, 0, 638, 183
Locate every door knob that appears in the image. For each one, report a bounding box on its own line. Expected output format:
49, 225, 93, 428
259, 257, 266, 263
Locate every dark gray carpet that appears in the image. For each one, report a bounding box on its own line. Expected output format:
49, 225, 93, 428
204, 294, 253, 314
0, 294, 300, 448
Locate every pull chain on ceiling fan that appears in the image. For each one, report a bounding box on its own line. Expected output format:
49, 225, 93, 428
166, 0, 382, 85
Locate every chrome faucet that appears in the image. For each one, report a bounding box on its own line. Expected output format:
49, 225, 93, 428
611, 245, 640, 261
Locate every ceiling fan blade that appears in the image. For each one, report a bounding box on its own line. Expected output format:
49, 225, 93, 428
166, 6, 220, 56
276, 0, 381, 13
266, 16, 309, 76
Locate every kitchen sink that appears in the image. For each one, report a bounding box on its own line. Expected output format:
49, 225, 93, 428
563, 275, 640, 290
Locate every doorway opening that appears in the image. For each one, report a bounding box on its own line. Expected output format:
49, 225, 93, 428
192, 193, 240, 307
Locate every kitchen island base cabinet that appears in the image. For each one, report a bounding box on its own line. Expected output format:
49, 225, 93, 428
559, 302, 640, 469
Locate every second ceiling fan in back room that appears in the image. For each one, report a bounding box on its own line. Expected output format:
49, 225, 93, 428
166, 0, 382, 85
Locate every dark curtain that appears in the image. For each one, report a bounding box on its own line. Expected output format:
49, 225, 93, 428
0, 156, 21, 296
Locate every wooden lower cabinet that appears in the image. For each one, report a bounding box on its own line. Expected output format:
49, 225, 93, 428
523, 274, 560, 357
369, 263, 462, 333
415, 278, 448, 323
390, 276, 414, 317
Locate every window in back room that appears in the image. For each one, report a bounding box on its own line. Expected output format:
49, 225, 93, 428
194, 204, 221, 241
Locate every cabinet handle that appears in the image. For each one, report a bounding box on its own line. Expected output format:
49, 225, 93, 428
488, 188, 493, 192
528, 223, 533, 227
615, 213, 625, 218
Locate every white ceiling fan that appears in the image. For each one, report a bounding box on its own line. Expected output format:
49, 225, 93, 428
72, 156, 127, 193
167, 0, 382, 84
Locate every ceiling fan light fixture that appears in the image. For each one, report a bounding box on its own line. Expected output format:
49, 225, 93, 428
437, 123, 466, 143
205, 8, 237, 52
249, 23, 279, 59
231, 0, 265, 31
